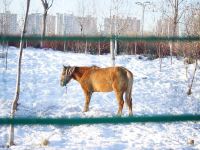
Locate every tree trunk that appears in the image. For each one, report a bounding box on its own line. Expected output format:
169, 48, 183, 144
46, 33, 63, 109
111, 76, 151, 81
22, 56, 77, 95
170, 0, 179, 65
182, 45, 188, 79
187, 44, 198, 95
135, 42, 137, 55
85, 40, 87, 54
158, 43, 163, 71
110, 39, 115, 66
98, 40, 101, 55
5, 41, 8, 70
114, 38, 117, 56
169, 42, 173, 64
8, 0, 30, 147
187, 58, 198, 95
41, 10, 47, 48
64, 41, 66, 52
43, 10, 47, 37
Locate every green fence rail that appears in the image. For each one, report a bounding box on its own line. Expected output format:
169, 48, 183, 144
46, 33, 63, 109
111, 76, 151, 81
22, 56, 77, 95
0, 114, 200, 126
0, 35, 200, 126
0, 35, 200, 42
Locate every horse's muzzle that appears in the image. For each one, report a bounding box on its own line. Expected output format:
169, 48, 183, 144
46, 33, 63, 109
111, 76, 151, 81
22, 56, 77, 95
60, 82, 65, 87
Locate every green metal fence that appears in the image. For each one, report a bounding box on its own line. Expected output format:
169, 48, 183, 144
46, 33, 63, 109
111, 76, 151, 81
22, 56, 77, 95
1, 35, 200, 126
0, 114, 200, 126
0, 35, 200, 42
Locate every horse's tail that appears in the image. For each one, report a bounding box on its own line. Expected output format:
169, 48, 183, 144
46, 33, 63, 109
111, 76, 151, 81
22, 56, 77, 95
125, 69, 133, 115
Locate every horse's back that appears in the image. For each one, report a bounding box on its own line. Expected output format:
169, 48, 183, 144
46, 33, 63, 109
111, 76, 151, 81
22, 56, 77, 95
87, 66, 132, 92
88, 67, 113, 92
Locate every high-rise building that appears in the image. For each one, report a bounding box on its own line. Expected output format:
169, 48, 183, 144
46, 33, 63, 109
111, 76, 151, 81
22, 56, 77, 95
26, 13, 56, 35
103, 16, 140, 35
63, 14, 80, 35
26, 13, 42, 35
56, 13, 83, 35
46, 15, 56, 35
55, 13, 64, 35
0, 11, 18, 35
55, 13, 98, 35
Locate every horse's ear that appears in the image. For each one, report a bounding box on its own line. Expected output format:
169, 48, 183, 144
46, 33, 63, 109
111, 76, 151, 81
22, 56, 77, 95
63, 65, 68, 68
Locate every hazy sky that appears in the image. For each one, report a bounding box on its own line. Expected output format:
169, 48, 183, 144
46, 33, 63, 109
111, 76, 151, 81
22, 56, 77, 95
1, 0, 198, 32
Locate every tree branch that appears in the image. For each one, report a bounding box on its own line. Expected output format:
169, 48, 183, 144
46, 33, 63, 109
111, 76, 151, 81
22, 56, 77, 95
47, 0, 54, 10
41, 0, 45, 8
178, 0, 185, 5
177, 9, 185, 22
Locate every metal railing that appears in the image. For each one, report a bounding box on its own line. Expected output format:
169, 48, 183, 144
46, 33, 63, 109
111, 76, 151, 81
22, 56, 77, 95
1, 35, 199, 126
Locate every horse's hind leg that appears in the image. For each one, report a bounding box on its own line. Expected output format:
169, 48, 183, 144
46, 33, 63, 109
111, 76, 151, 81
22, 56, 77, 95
114, 91, 124, 116
125, 95, 132, 116
125, 71, 133, 116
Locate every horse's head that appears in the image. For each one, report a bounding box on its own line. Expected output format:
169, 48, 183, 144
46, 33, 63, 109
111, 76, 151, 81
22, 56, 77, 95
60, 65, 76, 87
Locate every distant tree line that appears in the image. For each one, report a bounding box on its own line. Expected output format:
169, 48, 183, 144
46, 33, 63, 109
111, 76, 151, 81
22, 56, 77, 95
7, 40, 200, 59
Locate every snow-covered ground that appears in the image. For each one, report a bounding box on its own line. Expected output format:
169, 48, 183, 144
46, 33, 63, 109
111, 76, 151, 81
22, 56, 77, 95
0, 47, 200, 149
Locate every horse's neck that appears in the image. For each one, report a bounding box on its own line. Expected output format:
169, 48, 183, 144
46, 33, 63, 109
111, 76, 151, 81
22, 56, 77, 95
72, 67, 90, 82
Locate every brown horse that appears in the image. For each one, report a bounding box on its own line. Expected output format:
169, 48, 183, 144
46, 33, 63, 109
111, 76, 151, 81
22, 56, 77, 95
60, 65, 133, 115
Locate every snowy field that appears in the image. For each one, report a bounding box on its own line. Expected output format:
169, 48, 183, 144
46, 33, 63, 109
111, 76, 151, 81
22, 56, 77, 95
0, 47, 200, 149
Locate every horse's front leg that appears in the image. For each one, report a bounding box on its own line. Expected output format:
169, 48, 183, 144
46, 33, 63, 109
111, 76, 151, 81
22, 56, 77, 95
83, 90, 92, 112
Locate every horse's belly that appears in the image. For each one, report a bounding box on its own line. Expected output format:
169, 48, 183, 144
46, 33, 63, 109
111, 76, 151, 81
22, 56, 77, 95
93, 84, 113, 92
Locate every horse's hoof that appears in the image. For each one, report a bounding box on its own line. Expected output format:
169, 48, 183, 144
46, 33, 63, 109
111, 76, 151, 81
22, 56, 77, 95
117, 112, 122, 117
83, 109, 89, 112
129, 114, 133, 117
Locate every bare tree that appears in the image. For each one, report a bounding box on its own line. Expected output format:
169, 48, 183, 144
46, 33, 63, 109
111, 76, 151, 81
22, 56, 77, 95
184, 2, 200, 36
98, 22, 104, 55
76, 0, 86, 53
168, 0, 185, 35
108, 0, 131, 65
161, 0, 186, 64
40, 0, 54, 47
7, 0, 30, 146
77, 0, 87, 36
183, 2, 200, 95
77, 0, 97, 54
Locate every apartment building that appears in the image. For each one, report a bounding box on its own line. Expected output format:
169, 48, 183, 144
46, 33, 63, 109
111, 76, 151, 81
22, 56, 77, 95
0, 11, 18, 35
104, 16, 140, 35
